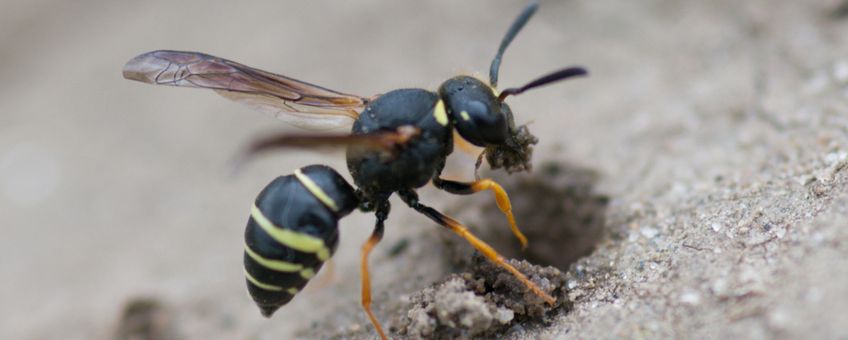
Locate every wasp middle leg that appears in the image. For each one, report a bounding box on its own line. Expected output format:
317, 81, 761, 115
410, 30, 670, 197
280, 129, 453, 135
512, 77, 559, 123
360, 200, 389, 340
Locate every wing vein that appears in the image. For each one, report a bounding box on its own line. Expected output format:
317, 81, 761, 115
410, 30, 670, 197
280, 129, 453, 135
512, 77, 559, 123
123, 50, 374, 130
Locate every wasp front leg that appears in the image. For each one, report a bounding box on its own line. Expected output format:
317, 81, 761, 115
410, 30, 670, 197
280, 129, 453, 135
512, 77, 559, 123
432, 177, 528, 249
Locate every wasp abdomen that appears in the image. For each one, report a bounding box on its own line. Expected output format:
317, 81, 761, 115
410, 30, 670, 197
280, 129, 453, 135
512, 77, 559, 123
243, 164, 358, 317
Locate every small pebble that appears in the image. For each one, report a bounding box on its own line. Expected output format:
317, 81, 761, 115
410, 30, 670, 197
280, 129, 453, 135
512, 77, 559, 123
679, 289, 702, 306
711, 278, 728, 295
641, 226, 659, 239
711, 222, 723, 232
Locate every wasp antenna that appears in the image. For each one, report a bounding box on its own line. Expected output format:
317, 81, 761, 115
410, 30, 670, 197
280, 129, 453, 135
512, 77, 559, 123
498, 66, 588, 101
489, 0, 540, 88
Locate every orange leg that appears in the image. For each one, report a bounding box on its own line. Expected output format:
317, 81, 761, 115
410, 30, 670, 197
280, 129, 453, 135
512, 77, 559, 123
474, 150, 486, 180
360, 204, 389, 340
398, 190, 555, 305
432, 177, 528, 249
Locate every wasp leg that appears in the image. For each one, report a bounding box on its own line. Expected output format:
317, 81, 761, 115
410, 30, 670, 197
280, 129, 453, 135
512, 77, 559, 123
398, 190, 555, 305
474, 150, 486, 180
432, 177, 528, 249
360, 201, 389, 340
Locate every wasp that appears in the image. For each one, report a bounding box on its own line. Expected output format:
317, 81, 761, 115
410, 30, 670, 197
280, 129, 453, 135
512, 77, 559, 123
122, 1, 586, 338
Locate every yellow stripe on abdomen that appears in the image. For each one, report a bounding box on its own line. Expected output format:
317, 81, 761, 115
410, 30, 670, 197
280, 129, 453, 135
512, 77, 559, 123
250, 204, 331, 261
294, 168, 339, 212
244, 242, 304, 272
244, 269, 283, 291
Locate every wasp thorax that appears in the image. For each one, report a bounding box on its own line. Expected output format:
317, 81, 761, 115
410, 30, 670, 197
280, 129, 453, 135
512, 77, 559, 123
438, 76, 509, 147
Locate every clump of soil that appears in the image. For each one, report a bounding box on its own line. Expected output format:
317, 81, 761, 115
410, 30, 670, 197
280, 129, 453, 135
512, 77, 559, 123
484, 125, 539, 174
393, 253, 568, 339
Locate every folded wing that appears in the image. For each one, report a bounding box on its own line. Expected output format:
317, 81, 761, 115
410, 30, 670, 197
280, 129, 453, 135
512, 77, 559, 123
123, 50, 371, 130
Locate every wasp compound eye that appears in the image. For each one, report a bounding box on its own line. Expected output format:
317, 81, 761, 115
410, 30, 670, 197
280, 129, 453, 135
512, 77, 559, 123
456, 100, 508, 146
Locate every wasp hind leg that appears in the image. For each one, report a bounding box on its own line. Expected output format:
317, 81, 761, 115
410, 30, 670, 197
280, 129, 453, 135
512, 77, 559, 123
360, 200, 389, 340
432, 177, 528, 249
398, 190, 555, 305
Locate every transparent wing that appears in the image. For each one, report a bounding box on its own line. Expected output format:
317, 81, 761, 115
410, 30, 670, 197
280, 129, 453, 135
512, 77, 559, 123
123, 50, 370, 130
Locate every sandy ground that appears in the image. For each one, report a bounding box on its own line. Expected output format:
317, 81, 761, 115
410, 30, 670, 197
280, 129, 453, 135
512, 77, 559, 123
2, 0, 847, 339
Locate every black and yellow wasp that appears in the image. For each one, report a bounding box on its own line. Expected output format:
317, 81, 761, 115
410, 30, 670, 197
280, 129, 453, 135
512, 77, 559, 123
122, 1, 586, 338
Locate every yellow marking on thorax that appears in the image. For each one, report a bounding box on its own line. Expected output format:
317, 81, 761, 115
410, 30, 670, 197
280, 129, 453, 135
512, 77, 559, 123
433, 99, 448, 126
294, 168, 339, 212
244, 242, 303, 272
251, 204, 331, 261
460, 111, 471, 121
244, 269, 283, 291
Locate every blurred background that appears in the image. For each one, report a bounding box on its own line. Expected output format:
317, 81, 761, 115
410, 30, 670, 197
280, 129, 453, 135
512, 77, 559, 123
2, 0, 847, 339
